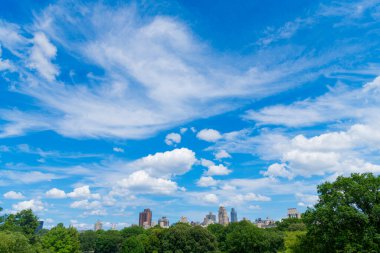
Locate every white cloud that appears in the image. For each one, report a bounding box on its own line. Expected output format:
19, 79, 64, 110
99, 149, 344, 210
67, 185, 100, 199
0, 170, 61, 184
3, 191, 25, 199
205, 164, 232, 176
28, 32, 58, 81
113, 147, 124, 153
202, 193, 219, 204
245, 77, 380, 127
214, 150, 231, 160
116, 170, 179, 195
131, 148, 196, 177
165, 132, 181, 146
180, 128, 188, 134
70, 199, 102, 210
45, 188, 66, 198
0, 2, 316, 140
12, 199, 45, 212
262, 163, 294, 179
296, 193, 318, 207
197, 176, 218, 187
196, 129, 222, 142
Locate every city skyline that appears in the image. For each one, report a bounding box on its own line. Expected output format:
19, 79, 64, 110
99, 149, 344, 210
1, 0, 380, 230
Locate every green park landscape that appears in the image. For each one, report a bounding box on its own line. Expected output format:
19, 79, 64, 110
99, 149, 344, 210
1, 173, 379, 253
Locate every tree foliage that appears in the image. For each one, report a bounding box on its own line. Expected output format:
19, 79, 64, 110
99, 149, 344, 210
0, 230, 33, 253
41, 223, 80, 253
301, 173, 380, 253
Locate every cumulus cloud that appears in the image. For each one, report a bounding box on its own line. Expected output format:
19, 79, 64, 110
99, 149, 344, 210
296, 193, 319, 207
45, 188, 66, 198
3, 191, 25, 199
131, 148, 196, 178
67, 185, 100, 199
262, 163, 294, 179
12, 199, 45, 212
202, 193, 219, 204
116, 170, 180, 195
197, 176, 218, 187
205, 164, 232, 176
214, 150, 231, 160
165, 132, 181, 146
196, 129, 223, 142
70, 199, 102, 210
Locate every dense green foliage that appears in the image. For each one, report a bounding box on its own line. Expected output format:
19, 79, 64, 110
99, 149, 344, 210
41, 223, 80, 253
0, 173, 379, 253
299, 173, 380, 253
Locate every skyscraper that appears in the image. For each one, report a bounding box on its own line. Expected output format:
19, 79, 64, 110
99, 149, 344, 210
287, 208, 301, 219
139, 208, 152, 227
218, 206, 229, 225
231, 208, 238, 222
158, 216, 170, 228
94, 220, 103, 231
206, 212, 216, 223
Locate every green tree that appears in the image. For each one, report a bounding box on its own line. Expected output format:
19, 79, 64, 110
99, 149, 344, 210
41, 223, 80, 253
0, 230, 34, 253
282, 231, 306, 253
225, 220, 283, 253
121, 236, 145, 253
95, 230, 123, 253
79, 230, 97, 253
276, 218, 306, 232
1, 209, 39, 239
207, 223, 227, 251
160, 223, 218, 253
120, 225, 145, 238
301, 173, 380, 253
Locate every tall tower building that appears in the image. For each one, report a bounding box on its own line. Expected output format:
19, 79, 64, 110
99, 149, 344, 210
158, 216, 170, 228
231, 208, 238, 223
218, 206, 229, 225
94, 220, 103, 231
206, 212, 216, 223
139, 208, 152, 227
287, 208, 301, 219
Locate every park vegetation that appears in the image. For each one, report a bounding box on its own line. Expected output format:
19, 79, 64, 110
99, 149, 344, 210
0, 173, 379, 252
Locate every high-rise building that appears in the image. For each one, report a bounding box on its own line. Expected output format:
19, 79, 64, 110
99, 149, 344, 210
158, 216, 170, 228
94, 220, 103, 231
206, 212, 216, 223
218, 206, 229, 225
230, 208, 238, 222
287, 208, 301, 219
35, 221, 44, 232
139, 208, 152, 227
179, 216, 189, 224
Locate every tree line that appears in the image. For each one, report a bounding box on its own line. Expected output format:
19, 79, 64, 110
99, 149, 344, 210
0, 173, 379, 252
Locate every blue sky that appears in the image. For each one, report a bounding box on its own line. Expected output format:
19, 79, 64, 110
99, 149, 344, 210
1, 0, 380, 229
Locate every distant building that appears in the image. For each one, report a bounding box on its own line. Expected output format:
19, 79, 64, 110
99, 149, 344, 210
94, 220, 102, 231
206, 212, 216, 223
158, 216, 170, 228
35, 221, 44, 233
139, 209, 152, 227
179, 216, 189, 224
230, 208, 238, 223
254, 217, 276, 228
288, 208, 301, 219
190, 221, 200, 226
218, 206, 229, 225
202, 217, 214, 227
